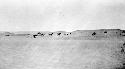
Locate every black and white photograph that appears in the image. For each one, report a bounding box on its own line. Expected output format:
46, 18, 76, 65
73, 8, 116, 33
0, 0, 125, 69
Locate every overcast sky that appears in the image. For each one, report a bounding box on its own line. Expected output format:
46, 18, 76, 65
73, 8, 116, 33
0, 0, 125, 31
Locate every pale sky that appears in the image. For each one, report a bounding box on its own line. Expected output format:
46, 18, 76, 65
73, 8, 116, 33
0, 0, 125, 31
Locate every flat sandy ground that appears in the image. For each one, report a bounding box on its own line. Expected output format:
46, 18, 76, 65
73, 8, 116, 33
0, 37, 123, 69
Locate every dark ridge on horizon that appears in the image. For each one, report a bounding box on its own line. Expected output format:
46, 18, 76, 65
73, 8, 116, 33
0, 29, 123, 34
0, 29, 124, 39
